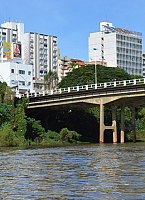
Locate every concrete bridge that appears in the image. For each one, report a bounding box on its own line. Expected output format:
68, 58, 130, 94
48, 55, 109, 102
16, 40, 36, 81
25, 78, 145, 144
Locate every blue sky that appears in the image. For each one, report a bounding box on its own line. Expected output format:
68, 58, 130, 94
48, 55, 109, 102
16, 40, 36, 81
0, 0, 144, 62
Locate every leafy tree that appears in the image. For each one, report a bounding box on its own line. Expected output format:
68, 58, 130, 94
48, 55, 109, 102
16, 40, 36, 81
0, 81, 7, 103
25, 117, 45, 141
59, 64, 140, 88
0, 102, 12, 126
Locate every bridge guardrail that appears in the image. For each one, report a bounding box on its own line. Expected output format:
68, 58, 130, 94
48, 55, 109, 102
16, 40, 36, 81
20, 78, 145, 98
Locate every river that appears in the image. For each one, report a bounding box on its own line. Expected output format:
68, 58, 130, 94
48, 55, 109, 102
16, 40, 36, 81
0, 143, 145, 199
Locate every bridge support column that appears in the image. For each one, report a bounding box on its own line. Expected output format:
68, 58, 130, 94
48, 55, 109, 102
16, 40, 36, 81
100, 101, 104, 143
131, 107, 136, 143
112, 105, 117, 143
121, 104, 125, 143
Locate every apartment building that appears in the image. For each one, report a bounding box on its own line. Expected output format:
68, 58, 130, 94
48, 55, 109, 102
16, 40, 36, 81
89, 21, 143, 76
58, 56, 86, 82
24, 32, 58, 80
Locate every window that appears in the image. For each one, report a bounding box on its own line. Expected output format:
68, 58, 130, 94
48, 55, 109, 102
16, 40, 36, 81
28, 82, 31, 86
39, 38, 43, 41
11, 69, 14, 73
53, 50, 56, 53
40, 70, 43, 73
44, 49, 47, 53
40, 65, 43, 69
28, 71, 31, 75
11, 80, 16, 84
2, 32, 6, 35
53, 40, 56, 43
40, 54, 43, 57
19, 81, 25, 86
2, 37, 6, 41
19, 70, 25, 74
44, 44, 47, 47
101, 37, 104, 41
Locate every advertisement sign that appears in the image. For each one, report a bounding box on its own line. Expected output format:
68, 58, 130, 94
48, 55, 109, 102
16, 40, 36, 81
13, 43, 21, 59
3, 42, 12, 59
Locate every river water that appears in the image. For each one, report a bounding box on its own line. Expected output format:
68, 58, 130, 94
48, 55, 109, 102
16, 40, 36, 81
0, 143, 145, 199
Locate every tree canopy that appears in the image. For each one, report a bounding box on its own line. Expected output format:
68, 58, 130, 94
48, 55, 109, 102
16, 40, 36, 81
59, 64, 141, 88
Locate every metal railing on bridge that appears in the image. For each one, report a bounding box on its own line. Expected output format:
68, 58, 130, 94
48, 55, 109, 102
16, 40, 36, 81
20, 78, 145, 98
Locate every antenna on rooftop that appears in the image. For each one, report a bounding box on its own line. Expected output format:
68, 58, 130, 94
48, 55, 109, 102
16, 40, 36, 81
9, 17, 10, 22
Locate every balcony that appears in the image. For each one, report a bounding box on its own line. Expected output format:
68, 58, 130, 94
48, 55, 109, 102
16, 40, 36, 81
30, 44, 34, 48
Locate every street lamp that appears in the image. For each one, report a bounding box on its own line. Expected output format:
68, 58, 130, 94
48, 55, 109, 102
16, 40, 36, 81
93, 48, 97, 86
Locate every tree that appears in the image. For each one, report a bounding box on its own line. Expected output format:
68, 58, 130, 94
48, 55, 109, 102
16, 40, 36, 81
44, 70, 58, 90
0, 102, 12, 126
0, 81, 7, 103
59, 64, 140, 88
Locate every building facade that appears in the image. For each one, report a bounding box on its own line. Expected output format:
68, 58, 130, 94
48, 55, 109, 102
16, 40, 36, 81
89, 22, 143, 76
0, 62, 33, 93
24, 32, 58, 80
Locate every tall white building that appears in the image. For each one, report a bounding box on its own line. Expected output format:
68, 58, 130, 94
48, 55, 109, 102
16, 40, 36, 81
24, 32, 58, 80
89, 22, 143, 76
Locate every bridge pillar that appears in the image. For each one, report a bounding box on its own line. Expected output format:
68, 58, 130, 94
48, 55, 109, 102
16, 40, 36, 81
100, 101, 104, 143
131, 107, 136, 143
112, 105, 117, 143
121, 104, 125, 143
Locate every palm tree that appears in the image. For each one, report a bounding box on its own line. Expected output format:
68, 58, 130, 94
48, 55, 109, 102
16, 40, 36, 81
44, 70, 58, 90
68, 62, 77, 72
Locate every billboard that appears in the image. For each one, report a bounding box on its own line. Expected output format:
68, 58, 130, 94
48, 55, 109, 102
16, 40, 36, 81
13, 43, 21, 59
3, 42, 12, 59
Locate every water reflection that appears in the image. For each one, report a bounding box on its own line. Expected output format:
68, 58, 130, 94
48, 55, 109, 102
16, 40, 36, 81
0, 143, 145, 199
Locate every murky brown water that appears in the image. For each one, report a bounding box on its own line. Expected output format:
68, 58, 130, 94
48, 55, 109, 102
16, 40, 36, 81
0, 143, 145, 199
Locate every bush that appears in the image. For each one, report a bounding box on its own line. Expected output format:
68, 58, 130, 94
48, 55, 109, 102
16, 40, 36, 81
59, 128, 81, 143
0, 123, 25, 146
46, 130, 60, 141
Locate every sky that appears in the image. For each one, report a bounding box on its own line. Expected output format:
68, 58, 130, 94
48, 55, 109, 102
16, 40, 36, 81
0, 0, 145, 62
